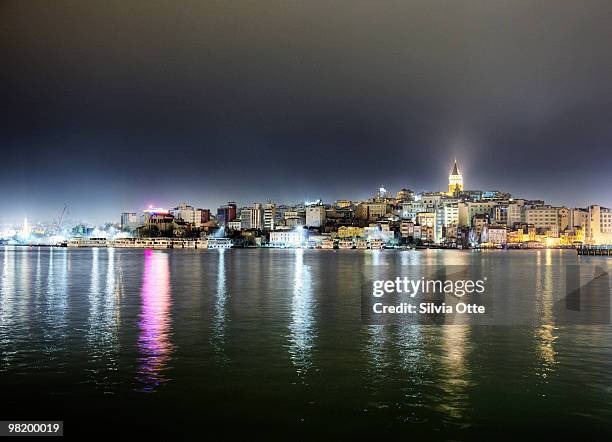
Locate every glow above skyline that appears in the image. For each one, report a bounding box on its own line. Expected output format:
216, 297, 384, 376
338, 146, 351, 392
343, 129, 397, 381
2, 1, 612, 224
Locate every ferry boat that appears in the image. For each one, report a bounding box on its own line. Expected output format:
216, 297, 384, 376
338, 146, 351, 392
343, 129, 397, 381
369, 239, 384, 250
67, 237, 108, 247
355, 239, 368, 249
133, 238, 173, 249
110, 238, 136, 248
207, 238, 233, 249
107, 238, 172, 249
172, 239, 202, 248
320, 239, 336, 249
338, 239, 355, 249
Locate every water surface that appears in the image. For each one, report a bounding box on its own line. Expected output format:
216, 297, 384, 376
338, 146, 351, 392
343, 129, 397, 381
1, 246, 611, 438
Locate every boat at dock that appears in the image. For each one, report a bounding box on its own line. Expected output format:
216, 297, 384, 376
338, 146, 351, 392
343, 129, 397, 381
577, 245, 612, 256
67, 237, 108, 247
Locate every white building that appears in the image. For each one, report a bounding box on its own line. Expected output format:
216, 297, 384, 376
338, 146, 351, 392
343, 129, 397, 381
264, 202, 276, 231
400, 220, 414, 238
171, 202, 196, 224
585, 205, 612, 245
240, 208, 252, 230
306, 206, 326, 228
434, 204, 458, 243
121, 212, 139, 231
240, 204, 264, 230
442, 204, 459, 227
400, 201, 429, 221
269, 230, 304, 247
525, 206, 560, 236
364, 226, 394, 243
506, 202, 524, 227
250, 203, 264, 229
227, 220, 242, 230
484, 226, 507, 245
572, 208, 589, 228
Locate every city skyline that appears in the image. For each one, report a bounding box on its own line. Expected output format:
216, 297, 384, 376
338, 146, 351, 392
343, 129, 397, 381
2, 158, 609, 228
2, 0, 612, 223
1, 158, 610, 226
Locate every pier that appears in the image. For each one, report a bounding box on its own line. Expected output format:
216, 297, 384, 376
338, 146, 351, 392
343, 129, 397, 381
577, 245, 612, 256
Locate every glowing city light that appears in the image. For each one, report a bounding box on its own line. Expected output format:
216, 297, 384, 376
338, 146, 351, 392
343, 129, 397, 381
137, 249, 173, 392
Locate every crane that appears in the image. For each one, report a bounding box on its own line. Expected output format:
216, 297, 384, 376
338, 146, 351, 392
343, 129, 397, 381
55, 203, 68, 234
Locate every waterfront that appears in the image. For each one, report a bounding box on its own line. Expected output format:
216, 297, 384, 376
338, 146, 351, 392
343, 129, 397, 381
1, 246, 612, 438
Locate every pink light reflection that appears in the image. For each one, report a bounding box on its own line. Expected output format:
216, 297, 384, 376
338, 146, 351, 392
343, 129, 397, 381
136, 249, 173, 392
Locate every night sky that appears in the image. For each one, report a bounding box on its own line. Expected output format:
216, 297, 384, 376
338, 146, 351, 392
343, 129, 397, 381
2, 0, 612, 224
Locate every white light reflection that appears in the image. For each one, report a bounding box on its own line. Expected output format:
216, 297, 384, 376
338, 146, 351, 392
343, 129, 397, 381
43, 247, 69, 359
534, 249, 557, 378
86, 248, 121, 392
288, 249, 315, 377
0, 247, 17, 369
210, 249, 229, 363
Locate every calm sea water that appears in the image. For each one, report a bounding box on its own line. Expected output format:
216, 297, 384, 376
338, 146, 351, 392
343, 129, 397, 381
1, 246, 611, 439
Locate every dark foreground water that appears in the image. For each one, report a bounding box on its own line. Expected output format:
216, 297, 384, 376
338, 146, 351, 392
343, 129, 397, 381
1, 246, 612, 439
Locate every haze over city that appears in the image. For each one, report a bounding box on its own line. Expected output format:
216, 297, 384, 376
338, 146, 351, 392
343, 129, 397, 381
2, 0, 612, 224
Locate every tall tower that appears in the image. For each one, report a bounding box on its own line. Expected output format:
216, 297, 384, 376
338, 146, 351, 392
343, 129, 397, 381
448, 159, 463, 195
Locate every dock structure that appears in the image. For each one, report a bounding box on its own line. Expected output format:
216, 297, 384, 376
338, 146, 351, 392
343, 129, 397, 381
577, 245, 612, 256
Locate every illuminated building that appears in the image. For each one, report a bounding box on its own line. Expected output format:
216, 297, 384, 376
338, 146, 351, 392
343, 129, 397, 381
269, 230, 305, 247
227, 220, 241, 230
400, 220, 415, 238
284, 210, 306, 227
217, 202, 237, 226
493, 205, 508, 225
335, 200, 352, 208
364, 225, 394, 243
396, 188, 414, 203
263, 202, 277, 231
458, 201, 497, 227
356, 202, 388, 221
483, 226, 507, 245
336, 226, 364, 238
416, 212, 437, 242
436, 204, 459, 243
506, 202, 524, 226
142, 207, 174, 235
420, 193, 443, 207
525, 206, 563, 237
240, 208, 252, 230
399, 201, 429, 221
171, 202, 196, 224
121, 212, 139, 231
240, 203, 264, 230
472, 213, 489, 237
376, 186, 390, 201
558, 207, 571, 232
585, 205, 612, 245
250, 203, 264, 229
416, 212, 438, 242
447, 160, 464, 196
441, 204, 459, 227
305, 205, 326, 228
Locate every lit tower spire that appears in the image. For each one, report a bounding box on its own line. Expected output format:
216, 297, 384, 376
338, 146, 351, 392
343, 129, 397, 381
448, 159, 463, 196
22, 217, 31, 239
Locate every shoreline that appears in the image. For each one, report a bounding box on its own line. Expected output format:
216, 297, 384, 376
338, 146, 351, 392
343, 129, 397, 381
3, 243, 580, 252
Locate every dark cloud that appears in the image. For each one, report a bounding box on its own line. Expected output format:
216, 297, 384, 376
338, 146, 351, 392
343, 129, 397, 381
1, 0, 612, 223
